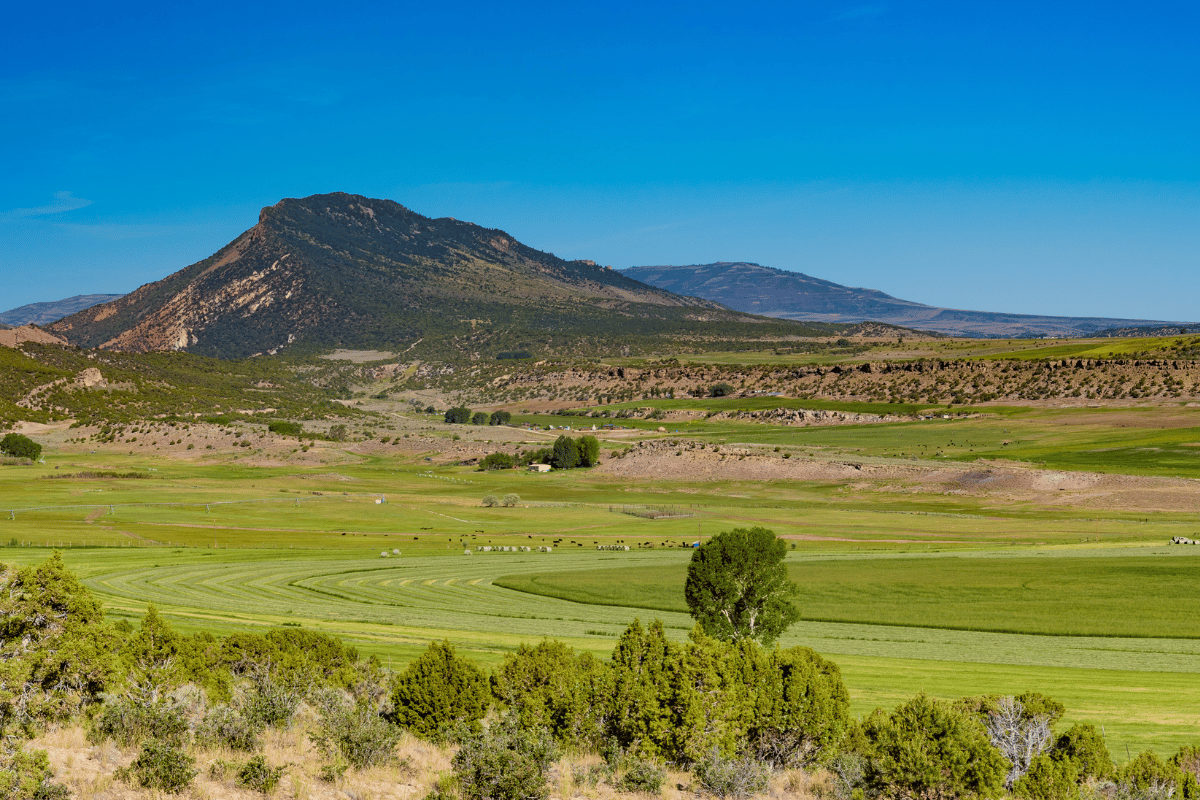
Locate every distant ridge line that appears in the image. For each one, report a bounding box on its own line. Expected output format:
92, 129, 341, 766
622, 262, 1196, 338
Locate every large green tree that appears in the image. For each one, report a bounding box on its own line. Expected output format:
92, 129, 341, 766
0, 553, 121, 736
550, 435, 580, 469
684, 527, 799, 645
577, 435, 600, 467
0, 433, 41, 461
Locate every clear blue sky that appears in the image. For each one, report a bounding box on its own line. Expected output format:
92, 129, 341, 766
3, 0, 1197, 321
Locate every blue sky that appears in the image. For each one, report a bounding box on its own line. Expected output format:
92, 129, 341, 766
3, 0, 1197, 321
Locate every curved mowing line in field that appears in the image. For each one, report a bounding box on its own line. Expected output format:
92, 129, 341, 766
78, 550, 1200, 674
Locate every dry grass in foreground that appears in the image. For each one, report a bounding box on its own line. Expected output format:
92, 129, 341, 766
30, 724, 826, 800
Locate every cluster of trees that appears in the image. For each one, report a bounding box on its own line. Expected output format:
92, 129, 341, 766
445, 407, 512, 426
0, 433, 40, 460
266, 420, 303, 438
479, 435, 601, 471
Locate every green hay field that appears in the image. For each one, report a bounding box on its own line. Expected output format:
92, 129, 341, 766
3, 397, 1200, 757
494, 547, 1200, 638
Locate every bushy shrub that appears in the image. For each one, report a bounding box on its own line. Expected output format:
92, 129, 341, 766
453, 721, 558, 800
267, 421, 303, 437
482, 494, 500, 507
88, 694, 190, 748
1173, 744, 1200, 782
1115, 751, 1199, 799
607, 619, 678, 759
615, 758, 667, 794
389, 640, 490, 740
120, 604, 182, 676
743, 643, 851, 767
492, 640, 612, 750
219, 627, 361, 691
1053, 722, 1113, 781
825, 751, 866, 800
236, 755, 286, 793
0, 746, 69, 800
692, 748, 771, 799
501, 493, 520, 507
310, 689, 403, 769
471, 411, 489, 425
117, 739, 197, 793
571, 761, 611, 788
241, 667, 305, 728
861, 693, 1006, 800
489, 410, 512, 426
606, 622, 850, 767
1013, 754, 1080, 800
196, 703, 263, 751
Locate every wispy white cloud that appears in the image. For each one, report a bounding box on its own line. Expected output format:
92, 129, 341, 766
1, 191, 93, 219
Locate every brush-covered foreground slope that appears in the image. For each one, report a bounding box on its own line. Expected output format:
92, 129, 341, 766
49, 194, 829, 359
624, 262, 1193, 338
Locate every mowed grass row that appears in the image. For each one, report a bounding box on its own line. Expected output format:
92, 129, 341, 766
5, 545, 1200, 758
9, 546, 1200, 674
495, 547, 1200, 639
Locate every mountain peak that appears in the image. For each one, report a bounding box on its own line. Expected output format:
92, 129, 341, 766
48, 194, 756, 358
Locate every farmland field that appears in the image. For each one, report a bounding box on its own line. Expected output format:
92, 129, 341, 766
3, 394, 1200, 758
496, 548, 1200, 638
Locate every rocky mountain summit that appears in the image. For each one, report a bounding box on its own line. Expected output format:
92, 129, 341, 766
50, 193, 794, 359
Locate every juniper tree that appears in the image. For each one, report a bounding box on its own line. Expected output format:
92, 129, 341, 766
684, 527, 799, 645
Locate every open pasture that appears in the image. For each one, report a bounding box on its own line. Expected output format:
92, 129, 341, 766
519, 397, 1200, 480
495, 547, 1200, 639
4, 399, 1200, 757
4, 447, 1195, 552
701, 409, 1200, 479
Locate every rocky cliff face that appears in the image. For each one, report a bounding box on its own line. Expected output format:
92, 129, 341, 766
50, 193, 733, 358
